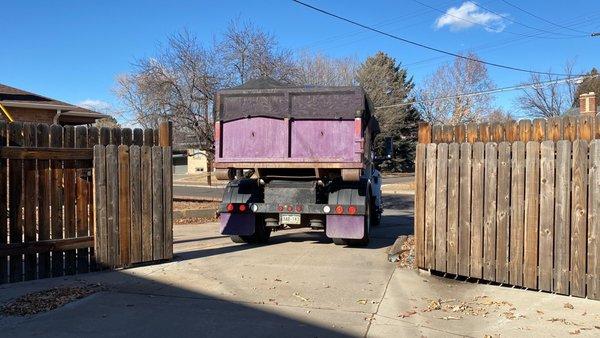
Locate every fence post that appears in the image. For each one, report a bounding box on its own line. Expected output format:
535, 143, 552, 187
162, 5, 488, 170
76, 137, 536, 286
159, 120, 173, 147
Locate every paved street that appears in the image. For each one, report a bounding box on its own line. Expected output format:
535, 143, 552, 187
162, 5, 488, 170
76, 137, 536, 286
2, 193, 599, 337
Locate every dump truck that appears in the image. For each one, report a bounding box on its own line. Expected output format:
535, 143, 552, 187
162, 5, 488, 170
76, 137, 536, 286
214, 78, 389, 246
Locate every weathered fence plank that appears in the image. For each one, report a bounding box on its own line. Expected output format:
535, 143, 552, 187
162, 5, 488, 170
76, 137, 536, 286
588, 140, 600, 300
63, 126, 77, 275
505, 121, 518, 142
446, 143, 459, 274
152, 147, 164, 260
458, 143, 472, 277
414, 144, 426, 268
435, 144, 448, 272
106, 145, 119, 268
524, 141, 540, 289
554, 141, 571, 294
470, 143, 484, 279
548, 117, 562, 141
571, 140, 588, 297
509, 142, 525, 286
50, 125, 64, 277
483, 143, 497, 281
141, 146, 153, 261
93, 145, 107, 267
496, 142, 511, 283
130, 146, 142, 264
23, 123, 37, 280
466, 123, 477, 143
118, 145, 131, 266
75, 126, 89, 273
0, 122, 7, 283
87, 127, 99, 270
533, 119, 546, 141
8, 122, 24, 282
163, 146, 173, 260
424, 144, 437, 269
538, 141, 555, 291
37, 124, 51, 279
122, 128, 132, 146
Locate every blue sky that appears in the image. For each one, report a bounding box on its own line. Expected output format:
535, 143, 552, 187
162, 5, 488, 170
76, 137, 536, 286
2, 0, 599, 123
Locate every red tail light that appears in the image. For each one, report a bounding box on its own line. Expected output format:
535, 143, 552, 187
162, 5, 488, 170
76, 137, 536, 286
214, 121, 221, 141
354, 118, 362, 137
277, 205, 284, 212
287, 205, 293, 212
335, 205, 344, 214
295, 205, 303, 212
226, 203, 234, 212
348, 205, 357, 215
238, 204, 247, 212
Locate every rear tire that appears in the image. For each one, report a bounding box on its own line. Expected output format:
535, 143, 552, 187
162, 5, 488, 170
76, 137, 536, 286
371, 197, 381, 227
332, 238, 350, 246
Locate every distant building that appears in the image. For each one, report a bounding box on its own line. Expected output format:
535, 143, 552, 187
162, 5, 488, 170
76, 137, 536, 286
0, 83, 108, 125
187, 149, 208, 174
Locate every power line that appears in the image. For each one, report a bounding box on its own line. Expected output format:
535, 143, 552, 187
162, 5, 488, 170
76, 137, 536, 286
412, 0, 585, 39
292, 0, 582, 77
404, 12, 600, 70
374, 75, 595, 109
470, 1, 587, 38
499, 0, 592, 36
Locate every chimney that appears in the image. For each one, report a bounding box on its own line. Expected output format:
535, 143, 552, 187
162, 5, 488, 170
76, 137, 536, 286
579, 92, 597, 115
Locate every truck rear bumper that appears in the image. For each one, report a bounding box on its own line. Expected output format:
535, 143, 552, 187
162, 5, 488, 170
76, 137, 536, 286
217, 202, 366, 215
219, 204, 366, 239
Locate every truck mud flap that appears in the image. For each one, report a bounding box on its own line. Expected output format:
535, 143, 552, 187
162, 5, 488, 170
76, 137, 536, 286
326, 180, 367, 239
220, 213, 255, 235
220, 179, 261, 235
326, 215, 364, 239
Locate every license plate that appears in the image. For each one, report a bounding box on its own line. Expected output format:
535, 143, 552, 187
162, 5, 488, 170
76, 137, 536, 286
280, 213, 301, 225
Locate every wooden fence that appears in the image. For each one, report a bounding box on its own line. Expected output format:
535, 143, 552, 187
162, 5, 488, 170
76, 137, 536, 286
93, 144, 173, 267
419, 115, 600, 144
0, 120, 173, 283
415, 137, 600, 300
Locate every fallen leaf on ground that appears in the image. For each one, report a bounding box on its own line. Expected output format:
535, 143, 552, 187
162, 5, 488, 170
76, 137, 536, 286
569, 329, 581, 335
564, 303, 574, 309
398, 310, 417, 318
439, 316, 461, 320
427, 299, 441, 311
1, 284, 102, 316
357, 299, 368, 305
293, 292, 308, 302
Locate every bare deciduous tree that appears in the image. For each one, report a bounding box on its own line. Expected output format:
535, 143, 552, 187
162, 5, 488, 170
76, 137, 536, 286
218, 20, 297, 85
516, 61, 578, 117
294, 51, 358, 86
416, 53, 495, 124
115, 22, 300, 185
116, 31, 219, 155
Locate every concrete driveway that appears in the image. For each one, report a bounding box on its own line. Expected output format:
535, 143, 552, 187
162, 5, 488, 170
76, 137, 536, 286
1, 193, 600, 337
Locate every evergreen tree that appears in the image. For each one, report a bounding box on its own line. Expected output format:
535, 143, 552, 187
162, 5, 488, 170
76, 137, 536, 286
356, 52, 419, 172
573, 68, 600, 106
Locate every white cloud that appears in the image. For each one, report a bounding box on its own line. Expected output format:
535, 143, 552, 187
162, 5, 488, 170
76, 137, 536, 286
435, 1, 506, 33
78, 99, 112, 112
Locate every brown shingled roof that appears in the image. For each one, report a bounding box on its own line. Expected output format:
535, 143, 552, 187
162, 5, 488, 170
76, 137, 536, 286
0, 83, 106, 117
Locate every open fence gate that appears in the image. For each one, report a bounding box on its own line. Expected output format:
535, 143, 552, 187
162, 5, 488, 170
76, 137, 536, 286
415, 116, 600, 300
0, 120, 173, 284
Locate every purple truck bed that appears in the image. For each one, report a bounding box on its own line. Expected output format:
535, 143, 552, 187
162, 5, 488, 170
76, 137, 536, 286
214, 84, 372, 170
